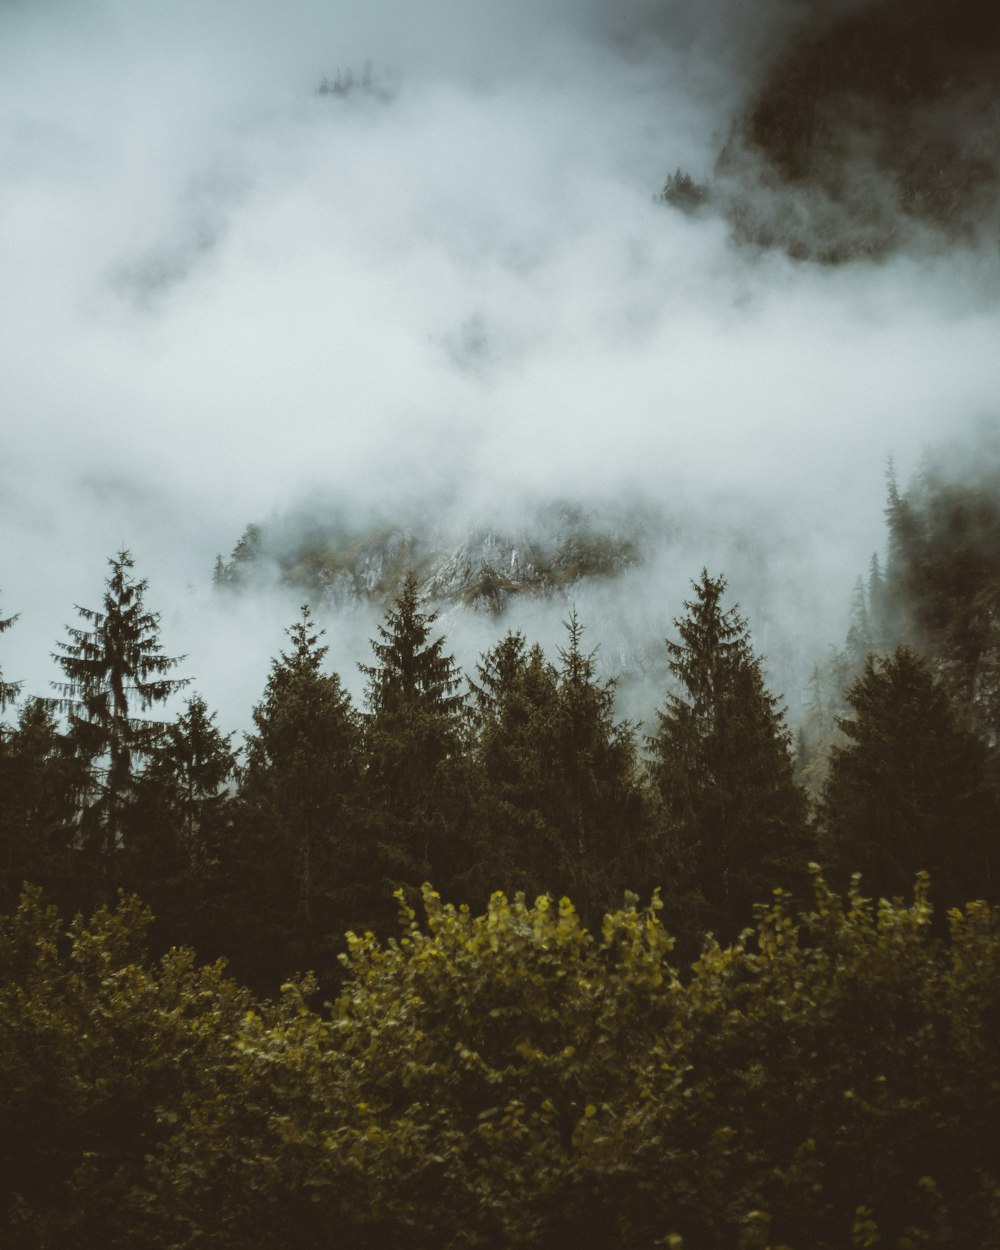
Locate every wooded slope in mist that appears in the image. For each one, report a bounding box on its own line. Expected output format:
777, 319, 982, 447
5, 436, 1000, 1246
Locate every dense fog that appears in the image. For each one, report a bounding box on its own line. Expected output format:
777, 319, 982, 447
2, 0, 998, 728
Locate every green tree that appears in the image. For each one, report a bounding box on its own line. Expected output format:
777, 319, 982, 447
124, 694, 238, 951
145, 694, 236, 868
134, 886, 681, 1250
844, 574, 873, 668
651, 870, 1000, 1249
0, 700, 83, 912
233, 606, 363, 985
50, 550, 189, 899
0, 888, 257, 1250
468, 620, 649, 919
647, 570, 809, 939
820, 645, 998, 906
359, 572, 467, 893
882, 445, 1000, 701
0, 597, 20, 713
212, 523, 263, 590
130, 874, 1000, 1250
467, 630, 562, 898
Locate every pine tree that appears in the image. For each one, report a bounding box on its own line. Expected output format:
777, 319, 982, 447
212, 524, 263, 591
647, 570, 808, 938
148, 694, 237, 865
0, 597, 20, 713
844, 575, 872, 668
124, 694, 238, 949
883, 457, 924, 644
242, 607, 361, 909
212, 555, 231, 589
50, 550, 189, 897
794, 662, 835, 795
880, 444, 1000, 707
0, 699, 83, 911
867, 552, 888, 650
467, 621, 649, 918
467, 630, 565, 901
359, 572, 466, 890
233, 606, 363, 985
549, 612, 648, 914
819, 645, 997, 906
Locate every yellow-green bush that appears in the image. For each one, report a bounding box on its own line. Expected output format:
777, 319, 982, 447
3, 872, 1000, 1249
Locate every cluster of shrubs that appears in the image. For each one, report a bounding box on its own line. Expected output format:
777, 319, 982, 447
3, 869, 999, 1248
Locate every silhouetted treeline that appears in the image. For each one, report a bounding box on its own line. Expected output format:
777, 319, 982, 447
7, 455, 1000, 1245
664, 0, 1000, 261
4, 477, 1000, 991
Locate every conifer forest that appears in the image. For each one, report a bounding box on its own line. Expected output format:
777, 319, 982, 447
6, 452, 1000, 1247
4, 0, 1000, 1245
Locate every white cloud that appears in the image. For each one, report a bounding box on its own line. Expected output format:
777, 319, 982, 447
1, 0, 998, 730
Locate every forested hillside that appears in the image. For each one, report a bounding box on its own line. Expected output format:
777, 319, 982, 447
211, 502, 648, 611
3, 0, 999, 1241
664, 0, 1000, 260
4, 443, 1000, 1245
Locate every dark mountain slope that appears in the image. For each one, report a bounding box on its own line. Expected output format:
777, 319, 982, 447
668, 0, 1000, 260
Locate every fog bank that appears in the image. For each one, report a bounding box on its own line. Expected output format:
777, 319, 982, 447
2, 0, 998, 731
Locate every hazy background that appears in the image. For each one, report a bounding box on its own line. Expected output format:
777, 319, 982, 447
2, 0, 998, 731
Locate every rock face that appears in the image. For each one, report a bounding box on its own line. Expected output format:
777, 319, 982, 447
213, 503, 650, 615
210, 499, 818, 725
666, 0, 1000, 261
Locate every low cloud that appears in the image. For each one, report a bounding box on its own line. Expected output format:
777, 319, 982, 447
1, 0, 998, 732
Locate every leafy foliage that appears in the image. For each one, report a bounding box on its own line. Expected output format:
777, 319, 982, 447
5, 875, 999, 1248
6, 507, 1000, 1247
0, 888, 254, 1249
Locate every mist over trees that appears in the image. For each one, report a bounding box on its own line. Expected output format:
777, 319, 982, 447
662, 0, 1000, 260
4, 0, 1000, 1238
4, 439, 1000, 1243
6, 439, 1000, 962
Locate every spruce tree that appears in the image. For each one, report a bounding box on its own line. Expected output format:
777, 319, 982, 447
549, 612, 648, 915
647, 570, 808, 938
0, 597, 20, 713
467, 620, 649, 918
50, 550, 189, 897
234, 606, 363, 985
844, 575, 873, 668
867, 552, 888, 649
125, 694, 238, 949
359, 572, 466, 891
819, 645, 997, 906
146, 694, 237, 865
0, 699, 83, 911
467, 630, 565, 900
